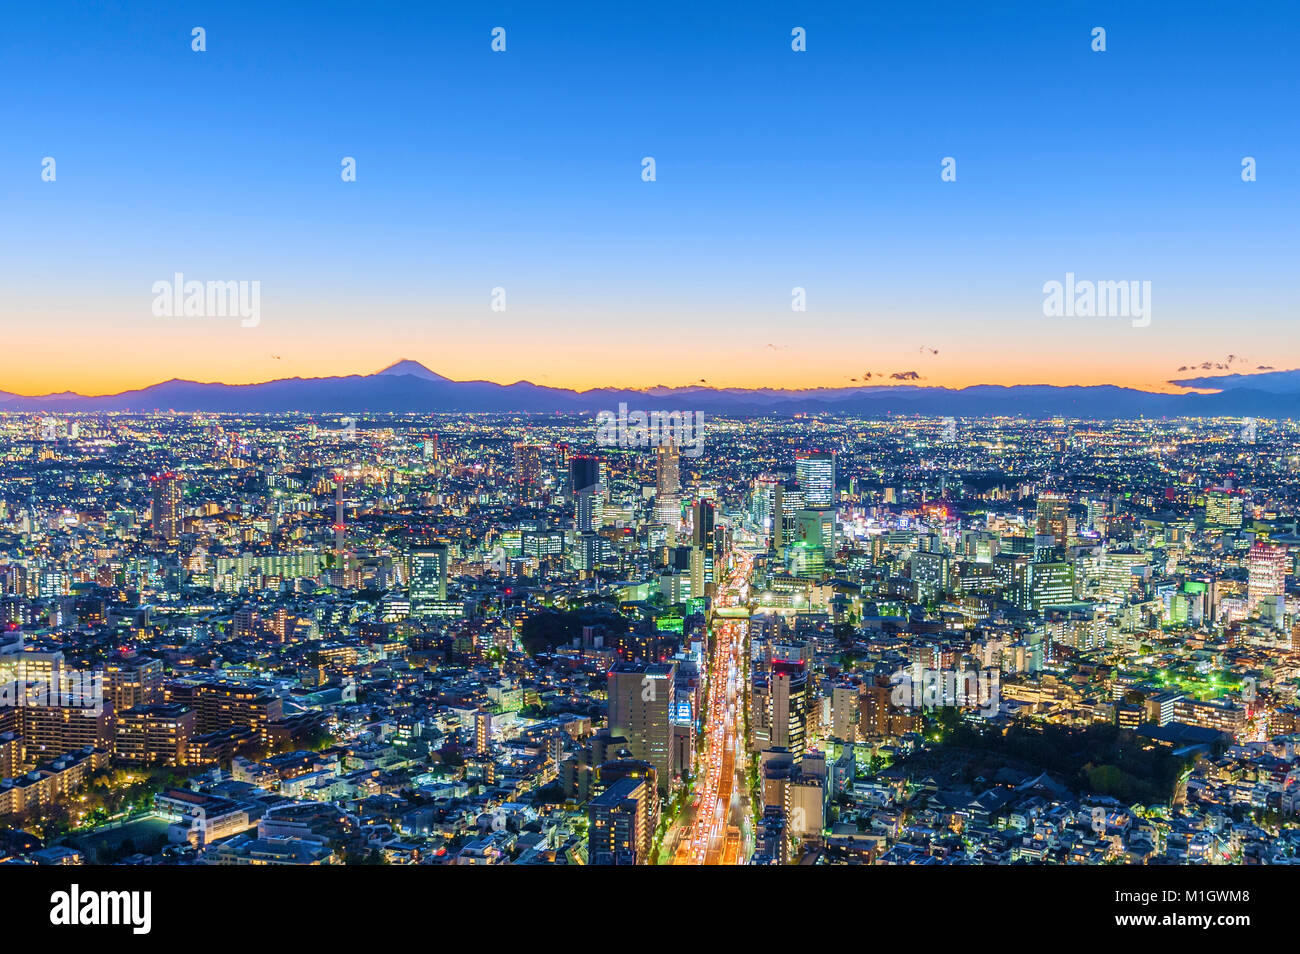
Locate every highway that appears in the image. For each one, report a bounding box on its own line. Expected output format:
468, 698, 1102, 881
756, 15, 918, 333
672, 549, 754, 865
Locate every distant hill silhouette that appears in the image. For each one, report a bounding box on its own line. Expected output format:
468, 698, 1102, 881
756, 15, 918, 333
3, 361, 1299, 418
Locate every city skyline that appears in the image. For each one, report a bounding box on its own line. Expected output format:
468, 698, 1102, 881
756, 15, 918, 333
1, 353, 1295, 401
3, 0, 1297, 909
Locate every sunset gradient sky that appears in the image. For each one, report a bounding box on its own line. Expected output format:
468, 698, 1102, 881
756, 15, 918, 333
2, 1, 1296, 396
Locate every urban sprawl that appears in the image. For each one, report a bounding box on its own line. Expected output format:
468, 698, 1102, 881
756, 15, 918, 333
1, 413, 1298, 866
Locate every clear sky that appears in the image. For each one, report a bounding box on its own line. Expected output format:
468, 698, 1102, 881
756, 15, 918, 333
2, 1, 1296, 396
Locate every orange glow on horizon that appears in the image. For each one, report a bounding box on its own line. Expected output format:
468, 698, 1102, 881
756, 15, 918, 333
0, 314, 1269, 398
0, 360, 1215, 399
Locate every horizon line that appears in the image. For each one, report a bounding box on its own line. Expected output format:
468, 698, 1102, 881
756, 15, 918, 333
0, 357, 1268, 400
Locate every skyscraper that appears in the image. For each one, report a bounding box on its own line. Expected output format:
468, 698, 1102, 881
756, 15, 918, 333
588, 774, 654, 865
409, 544, 448, 610
1206, 489, 1244, 527
690, 498, 716, 598
1247, 541, 1287, 625
571, 455, 602, 532
513, 442, 544, 489
150, 472, 182, 543
751, 474, 780, 535
655, 441, 682, 527
606, 661, 676, 792
795, 451, 835, 508
769, 659, 808, 762
332, 472, 347, 559
1036, 492, 1070, 546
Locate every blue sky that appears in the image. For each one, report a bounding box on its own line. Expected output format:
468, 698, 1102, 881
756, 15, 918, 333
1, 0, 1296, 393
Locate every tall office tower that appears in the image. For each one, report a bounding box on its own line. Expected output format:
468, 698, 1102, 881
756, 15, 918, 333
1013, 560, 1076, 612
691, 497, 715, 547
1086, 497, 1110, 534
150, 471, 182, 543
332, 473, 347, 559
408, 544, 448, 611
791, 507, 836, 577
830, 683, 859, 743
655, 440, 682, 526
910, 549, 950, 601
795, 450, 836, 508
555, 442, 572, 484
588, 774, 654, 865
474, 709, 492, 755
606, 661, 676, 792
571, 455, 602, 532
771, 480, 786, 554
774, 482, 804, 557
751, 474, 780, 534
114, 704, 197, 766
963, 529, 999, 563
513, 442, 544, 489
1035, 492, 1070, 546
1206, 489, 1244, 528
104, 656, 165, 711
689, 498, 716, 598
769, 659, 808, 762
1247, 541, 1287, 623
421, 433, 439, 462
860, 674, 921, 740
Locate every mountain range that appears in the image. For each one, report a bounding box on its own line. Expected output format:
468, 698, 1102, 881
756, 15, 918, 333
4, 360, 1300, 418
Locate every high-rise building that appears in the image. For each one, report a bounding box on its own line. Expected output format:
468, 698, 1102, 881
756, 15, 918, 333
588, 775, 654, 865
911, 549, 950, 601
1205, 489, 1244, 528
513, 442, 544, 490
191, 682, 283, 744
795, 451, 835, 508
606, 661, 675, 792
769, 659, 808, 762
332, 473, 347, 559
1035, 492, 1070, 546
773, 482, 804, 556
115, 704, 197, 766
830, 683, 859, 743
150, 471, 182, 543
104, 656, 165, 712
409, 544, 448, 609
690, 498, 716, 597
571, 455, 602, 532
1248, 541, 1287, 625
1012, 560, 1076, 612
655, 441, 682, 527
790, 508, 834, 578
751, 474, 780, 536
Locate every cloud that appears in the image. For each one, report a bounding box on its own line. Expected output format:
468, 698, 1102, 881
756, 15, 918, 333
1183, 354, 1254, 373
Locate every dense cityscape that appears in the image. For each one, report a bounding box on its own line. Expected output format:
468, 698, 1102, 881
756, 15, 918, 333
2, 406, 1298, 867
